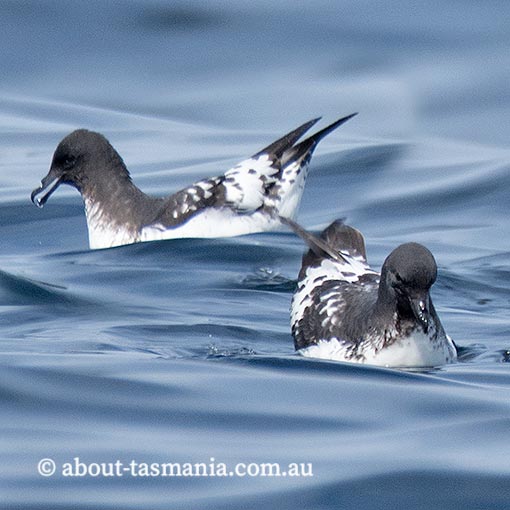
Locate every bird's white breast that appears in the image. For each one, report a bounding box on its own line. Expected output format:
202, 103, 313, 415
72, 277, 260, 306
298, 331, 457, 368
85, 199, 138, 249
140, 207, 278, 242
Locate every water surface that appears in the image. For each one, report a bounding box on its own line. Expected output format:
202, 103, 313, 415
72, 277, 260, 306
1, 1, 510, 508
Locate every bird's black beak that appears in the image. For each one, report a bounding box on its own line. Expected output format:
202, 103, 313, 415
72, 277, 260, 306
31, 171, 61, 208
409, 294, 430, 333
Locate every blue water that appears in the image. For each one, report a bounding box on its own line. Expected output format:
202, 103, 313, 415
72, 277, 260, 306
1, 1, 510, 508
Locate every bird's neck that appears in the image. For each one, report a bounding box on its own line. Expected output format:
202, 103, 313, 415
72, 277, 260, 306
79, 168, 157, 249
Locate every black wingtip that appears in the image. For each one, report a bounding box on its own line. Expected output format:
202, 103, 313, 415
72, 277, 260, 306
254, 117, 322, 158
283, 112, 358, 166
306, 112, 358, 146
255, 113, 357, 160
280, 216, 349, 264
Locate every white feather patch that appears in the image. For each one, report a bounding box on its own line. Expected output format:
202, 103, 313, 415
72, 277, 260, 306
223, 155, 275, 211
140, 207, 277, 241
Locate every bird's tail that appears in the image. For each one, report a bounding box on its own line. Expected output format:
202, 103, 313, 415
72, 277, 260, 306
280, 216, 349, 263
281, 216, 367, 264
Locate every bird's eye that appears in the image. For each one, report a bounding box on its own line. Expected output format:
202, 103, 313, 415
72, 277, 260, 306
392, 273, 406, 291
63, 156, 76, 168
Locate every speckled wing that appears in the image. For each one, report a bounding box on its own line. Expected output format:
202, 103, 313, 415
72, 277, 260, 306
290, 220, 378, 352
144, 177, 225, 229
220, 153, 281, 212
291, 257, 378, 351
141, 116, 357, 232
143, 119, 324, 229
218, 117, 327, 215
174, 115, 360, 221
142, 154, 282, 231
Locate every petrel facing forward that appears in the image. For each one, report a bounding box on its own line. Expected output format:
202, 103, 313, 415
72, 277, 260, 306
287, 218, 457, 368
31, 114, 356, 249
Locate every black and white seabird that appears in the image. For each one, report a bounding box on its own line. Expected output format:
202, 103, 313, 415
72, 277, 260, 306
286, 218, 457, 368
30, 114, 356, 249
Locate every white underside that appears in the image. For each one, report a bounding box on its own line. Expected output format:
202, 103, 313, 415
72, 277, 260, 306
140, 208, 278, 241
299, 333, 457, 368
86, 205, 280, 249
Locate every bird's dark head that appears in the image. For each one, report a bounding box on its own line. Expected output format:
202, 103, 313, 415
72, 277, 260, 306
31, 129, 130, 207
380, 242, 437, 333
